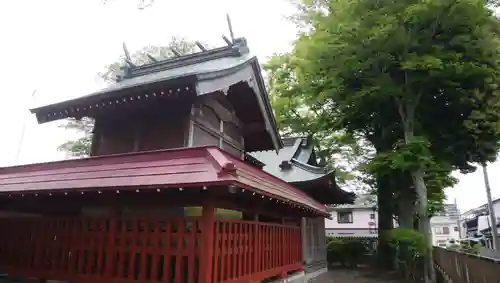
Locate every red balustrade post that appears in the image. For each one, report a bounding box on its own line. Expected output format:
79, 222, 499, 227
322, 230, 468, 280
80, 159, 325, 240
199, 200, 215, 283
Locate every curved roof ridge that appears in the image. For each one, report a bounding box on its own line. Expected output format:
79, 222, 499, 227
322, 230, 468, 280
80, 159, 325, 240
290, 158, 327, 174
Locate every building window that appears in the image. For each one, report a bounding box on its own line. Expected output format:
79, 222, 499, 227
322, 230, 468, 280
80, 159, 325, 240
435, 226, 450, 235
454, 226, 459, 232
370, 213, 375, 220
337, 211, 353, 224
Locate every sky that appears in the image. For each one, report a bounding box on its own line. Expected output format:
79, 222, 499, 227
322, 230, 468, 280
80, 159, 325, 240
0, 0, 498, 213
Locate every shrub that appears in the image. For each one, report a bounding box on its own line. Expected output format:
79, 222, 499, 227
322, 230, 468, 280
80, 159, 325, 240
447, 242, 479, 255
327, 238, 346, 265
343, 239, 368, 268
326, 237, 369, 268
388, 228, 428, 281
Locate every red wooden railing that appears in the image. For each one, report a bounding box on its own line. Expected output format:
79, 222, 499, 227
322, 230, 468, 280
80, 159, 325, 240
0, 217, 303, 283
0, 217, 202, 283
213, 219, 303, 283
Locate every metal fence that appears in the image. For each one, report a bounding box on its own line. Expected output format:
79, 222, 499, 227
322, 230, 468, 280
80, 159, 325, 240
434, 247, 500, 283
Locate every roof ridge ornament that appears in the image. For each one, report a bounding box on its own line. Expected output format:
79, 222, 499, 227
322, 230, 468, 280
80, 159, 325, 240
226, 13, 235, 44
121, 36, 250, 80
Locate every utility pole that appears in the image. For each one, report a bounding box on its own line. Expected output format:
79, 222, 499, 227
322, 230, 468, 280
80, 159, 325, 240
482, 163, 498, 250
455, 198, 462, 239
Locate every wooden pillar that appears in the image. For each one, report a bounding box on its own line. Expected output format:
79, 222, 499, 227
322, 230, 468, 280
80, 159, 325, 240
199, 200, 215, 283
301, 217, 308, 264
319, 217, 327, 263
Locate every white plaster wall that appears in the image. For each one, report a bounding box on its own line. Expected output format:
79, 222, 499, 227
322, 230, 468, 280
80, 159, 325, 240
325, 208, 376, 230
430, 216, 460, 246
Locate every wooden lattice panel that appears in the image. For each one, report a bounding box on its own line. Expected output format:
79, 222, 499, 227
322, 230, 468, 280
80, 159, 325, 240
0, 217, 202, 283
0, 217, 303, 283
212, 219, 302, 283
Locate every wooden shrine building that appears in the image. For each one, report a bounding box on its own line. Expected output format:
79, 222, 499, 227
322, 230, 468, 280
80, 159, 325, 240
250, 136, 354, 278
0, 38, 351, 283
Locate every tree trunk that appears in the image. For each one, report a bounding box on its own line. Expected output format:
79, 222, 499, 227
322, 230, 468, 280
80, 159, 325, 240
377, 173, 395, 270
398, 188, 415, 229
401, 101, 435, 283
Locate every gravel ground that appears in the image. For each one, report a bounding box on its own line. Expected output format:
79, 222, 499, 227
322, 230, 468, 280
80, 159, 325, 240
311, 267, 408, 283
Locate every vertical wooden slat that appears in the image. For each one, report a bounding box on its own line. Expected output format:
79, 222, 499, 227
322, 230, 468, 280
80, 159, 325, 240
173, 220, 184, 283
276, 226, 280, 268
128, 219, 138, 280
187, 219, 196, 283
253, 222, 259, 274
271, 225, 275, 269
97, 219, 106, 276
287, 227, 291, 265
212, 221, 220, 283
67, 219, 77, 278
150, 220, 160, 282
116, 219, 126, 279
162, 220, 172, 283
139, 219, 148, 282
32, 220, 41, 273
265, 226, 269, 270
297, 226, 301, 263
104, 219, 116, 280
77, 219, 86, 276
259, 225, 263, 273
85, 219, 95, 276
59, 219, 68, 276
220, 222, 228, 282
234, 222, 238, 279
241, 223, 247, 277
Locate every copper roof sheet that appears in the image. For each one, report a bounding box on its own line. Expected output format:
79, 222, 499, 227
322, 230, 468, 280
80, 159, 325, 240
0, 146, 328, 216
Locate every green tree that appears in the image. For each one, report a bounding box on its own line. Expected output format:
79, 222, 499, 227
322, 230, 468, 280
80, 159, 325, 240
57, 118, 94, 158
268, 0, 500, 280
265, 54, 374, 189
58, 37, 200, 157
265, 50, 456, 272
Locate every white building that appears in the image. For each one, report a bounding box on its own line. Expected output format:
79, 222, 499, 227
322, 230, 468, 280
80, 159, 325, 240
430, 217, 460, 247
325, 194, 378, 238
460, 198, 500, 249
430, 203, 461, 247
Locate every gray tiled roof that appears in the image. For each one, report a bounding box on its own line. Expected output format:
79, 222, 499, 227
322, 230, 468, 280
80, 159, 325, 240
249, 137, 328, 183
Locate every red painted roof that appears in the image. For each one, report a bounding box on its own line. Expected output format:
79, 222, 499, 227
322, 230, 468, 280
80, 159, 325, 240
0, 146, 328, 216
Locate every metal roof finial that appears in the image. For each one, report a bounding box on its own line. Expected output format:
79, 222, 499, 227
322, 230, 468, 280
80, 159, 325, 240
122, 42, 136, 68
195, 41, 207, 52
226, 13, 235, 43
170, 48, 181, 57
222, 35, 232, 46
